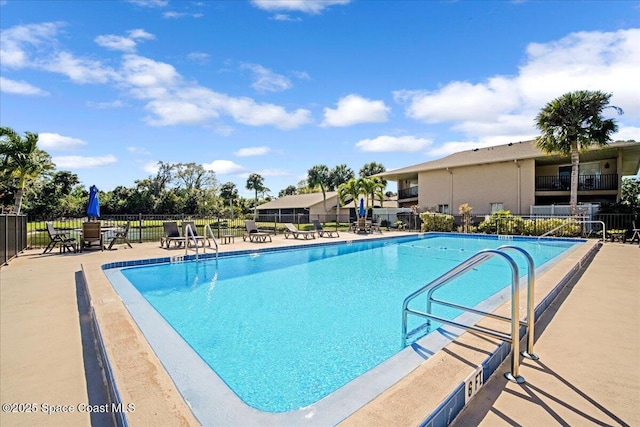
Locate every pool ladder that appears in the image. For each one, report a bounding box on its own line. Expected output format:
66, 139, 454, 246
183, 223, 219, 261
401, 246, 538, 383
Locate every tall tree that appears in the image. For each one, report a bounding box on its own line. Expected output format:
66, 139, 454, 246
358, 177, 385, 216
329, 164, 355, 190
307, 164, 331, 214
0, 127, 54, 214
535, 90, 622, 213
359, 162, 387, 186
220, 182, 239, 212
246, 173, 265, 219
337, 178, 361, 215
278, 185, 297, 198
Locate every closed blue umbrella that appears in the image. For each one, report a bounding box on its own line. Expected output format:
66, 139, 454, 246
359, 198, 366, 218
87, 185, 100, 219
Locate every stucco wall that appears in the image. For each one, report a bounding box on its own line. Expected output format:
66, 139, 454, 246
417, 160, 535, 214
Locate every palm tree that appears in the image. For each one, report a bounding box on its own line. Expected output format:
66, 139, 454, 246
307, 164, 331, 214
337, 178, 361, 217
359, 161, 387, 186
329, 164, 355, 190
535, 90, 622, 214
246, 173, 264, 219
0, 127, 54, 214
358, 177, 385, 216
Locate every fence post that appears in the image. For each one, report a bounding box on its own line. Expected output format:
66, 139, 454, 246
138, 213, 143, 243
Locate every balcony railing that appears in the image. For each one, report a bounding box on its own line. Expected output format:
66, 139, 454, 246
398, 186, 419, 199
535, 174, 618, 191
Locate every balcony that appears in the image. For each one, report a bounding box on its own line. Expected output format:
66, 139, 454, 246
398, 186, 419, 200
535, 174, 618, 191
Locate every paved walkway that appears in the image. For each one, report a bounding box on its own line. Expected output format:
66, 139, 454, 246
452, 243, 640, 426
1, 236, 638, 426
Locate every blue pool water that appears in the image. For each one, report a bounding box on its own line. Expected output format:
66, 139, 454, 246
119, 234, 578, 412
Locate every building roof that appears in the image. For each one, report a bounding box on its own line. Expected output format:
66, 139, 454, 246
377, 140, 640, 181
256, 191, 398, 210
256, 192, 339, 210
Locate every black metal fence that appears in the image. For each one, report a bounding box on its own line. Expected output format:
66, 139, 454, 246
1, 214, 28, 265
24, 212, 640, 249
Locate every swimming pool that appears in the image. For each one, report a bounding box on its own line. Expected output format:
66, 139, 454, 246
104, 233, 581, 422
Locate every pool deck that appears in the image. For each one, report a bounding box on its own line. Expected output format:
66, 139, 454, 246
1, 232, 638, 426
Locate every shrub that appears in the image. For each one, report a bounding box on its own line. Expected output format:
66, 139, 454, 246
478, 210, 525, 235
420, 212, 454, 232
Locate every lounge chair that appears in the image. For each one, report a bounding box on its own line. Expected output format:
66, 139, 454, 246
243, 220, 272, 243
161, 221, 183, 248
107, 221, 132, 250
81, 222, 103, 252
182, 221, 209, 247
371, 218, 383, 234
43, 222, 77, 254
283, 223, 316, 240
312, 219, 339, 238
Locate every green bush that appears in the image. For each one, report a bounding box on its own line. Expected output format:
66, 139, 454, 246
420, 212, 454, 232
523, 217, 581, 237
478, 210, 525, 235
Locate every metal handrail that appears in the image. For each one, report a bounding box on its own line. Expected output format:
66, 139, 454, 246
203, 224, 219, 259
183, 223, 199, 261
538, 220, 606, 242
401, 247, 536, 383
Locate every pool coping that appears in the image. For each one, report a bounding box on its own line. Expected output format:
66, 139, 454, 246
87, 233, 599, 426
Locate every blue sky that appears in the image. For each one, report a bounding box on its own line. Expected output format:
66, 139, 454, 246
1, 0, 639, 198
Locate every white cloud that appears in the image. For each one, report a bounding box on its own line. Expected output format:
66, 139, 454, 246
251, 0, 351, 14
95, 35, 138, 52
270, 14, 302, 22
0, 22, 63, 68
126, 0, 168, 8
1, 23, 312, 130
203, 160, 246, 174
53, 155, 117, 168
241, 63, 292, 93
43, 51, 117, 84
613, 126, 640, 142
127, 146, 151, 155
39, 133, 87, 150
187, 52, 209, 63
0, 77, 49, 95
234, 146, 272, 156
255, 169, 289, 177
94, 29, 154, 52
163, 11, 202, 19
142, 160, 160, 174
356, 135, 432, 153
322, 94, 390, 127
87, 100, 126, 109
396, 28, 640, 142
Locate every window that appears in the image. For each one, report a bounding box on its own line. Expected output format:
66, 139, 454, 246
438, 204, 450, 214
490, 202, 504, 213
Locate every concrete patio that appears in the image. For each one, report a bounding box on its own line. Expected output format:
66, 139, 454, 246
1, 233, 638, 426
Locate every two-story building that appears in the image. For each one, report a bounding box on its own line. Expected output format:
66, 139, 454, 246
377, 140, 640, 214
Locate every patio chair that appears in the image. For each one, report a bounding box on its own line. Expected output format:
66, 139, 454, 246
43, 222, 77, 254
630, 220, 640, 246
161, 221, 183, 248
107, 221, 132, 250
243, 220, 272, 243
312, 219, 339, 238
371, 217, 383, 234
283, 223, 316, 240
81, 222, 103, 252
356, 217, 371, 234
182, 221, 209, 248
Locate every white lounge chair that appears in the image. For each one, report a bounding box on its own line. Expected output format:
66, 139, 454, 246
243, 220, 272, 243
